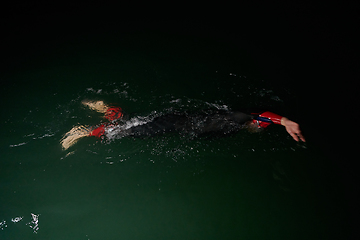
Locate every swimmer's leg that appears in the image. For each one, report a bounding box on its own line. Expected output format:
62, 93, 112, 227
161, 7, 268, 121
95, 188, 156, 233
60, 125, 91, 150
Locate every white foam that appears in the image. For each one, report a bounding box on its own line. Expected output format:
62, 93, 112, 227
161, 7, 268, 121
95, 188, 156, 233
27, 213, 39, 233
9, 142, 27, 148
204, 102, 229, 110
105, 116, 152, 140
11, 216, 23, 223
0, 220, 7, 230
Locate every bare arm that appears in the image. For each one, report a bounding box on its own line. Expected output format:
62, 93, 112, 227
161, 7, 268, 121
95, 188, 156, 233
281, 117, 306, 142
81, 100, 109, 113
60, 125, 91, 150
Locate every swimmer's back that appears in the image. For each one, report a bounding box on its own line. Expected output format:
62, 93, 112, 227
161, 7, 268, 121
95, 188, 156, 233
128, 110, 252, 137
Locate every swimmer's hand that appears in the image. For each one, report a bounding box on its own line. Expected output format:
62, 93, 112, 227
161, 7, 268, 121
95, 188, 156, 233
82, 100, 109, 113
281, 117, 306, 142
61, 125, 91, 150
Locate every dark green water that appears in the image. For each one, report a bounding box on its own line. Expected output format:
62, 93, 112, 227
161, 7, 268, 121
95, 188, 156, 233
1, 28, 348, 239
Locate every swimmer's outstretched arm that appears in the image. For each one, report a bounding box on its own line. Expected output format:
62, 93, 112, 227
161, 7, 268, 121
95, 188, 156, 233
60, 125, 91, 150
61, 101, 123, 150
81, 100, 109, 113
252, 111, 305, 142
82, 100, 123, 121
280, 117, 306, 142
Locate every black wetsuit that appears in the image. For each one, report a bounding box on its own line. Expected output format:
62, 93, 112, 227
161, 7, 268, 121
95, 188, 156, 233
113, 110, 253, 138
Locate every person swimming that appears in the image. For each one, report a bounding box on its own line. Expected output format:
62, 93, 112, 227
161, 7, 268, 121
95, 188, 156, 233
60, 100, 306, 150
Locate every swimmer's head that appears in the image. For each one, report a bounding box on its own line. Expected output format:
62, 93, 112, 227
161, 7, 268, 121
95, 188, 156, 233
245, 121, 263, 133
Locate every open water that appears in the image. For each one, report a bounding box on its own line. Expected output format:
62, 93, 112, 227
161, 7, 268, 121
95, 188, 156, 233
1, 10, 350, 240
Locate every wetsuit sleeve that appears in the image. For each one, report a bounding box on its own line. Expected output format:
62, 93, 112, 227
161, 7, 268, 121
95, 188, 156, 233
89, 124, 106, 138
258, 111, 283, 124
251, 111, 283, 128
89, 107, 122, 138
105, 107, 123, 121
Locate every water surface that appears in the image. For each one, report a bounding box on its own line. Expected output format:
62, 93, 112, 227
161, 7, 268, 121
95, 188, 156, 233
0, 30, 347, 240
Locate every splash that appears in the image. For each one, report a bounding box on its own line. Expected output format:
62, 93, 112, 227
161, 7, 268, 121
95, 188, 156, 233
11, 216, 23, 223
105, 114, 156, 141
26, 213, 40, 234
9, 142, 27, 148
0, 220, 6, 230
1, 213, 40, 234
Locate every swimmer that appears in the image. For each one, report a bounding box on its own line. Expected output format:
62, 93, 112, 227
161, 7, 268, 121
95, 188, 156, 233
60, 100, 305, 150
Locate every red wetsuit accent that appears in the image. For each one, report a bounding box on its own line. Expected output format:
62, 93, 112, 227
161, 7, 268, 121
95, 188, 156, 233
89, 107, 123, 138
105, 107, 123, 121
89, 124, 106, 138
252, 111, 283, 128
260, 111, 283, 124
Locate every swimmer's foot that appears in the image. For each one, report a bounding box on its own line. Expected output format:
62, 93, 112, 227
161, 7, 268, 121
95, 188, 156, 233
82, 100, 109, 113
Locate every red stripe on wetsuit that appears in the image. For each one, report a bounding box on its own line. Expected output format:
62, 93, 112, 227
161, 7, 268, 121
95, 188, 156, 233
252, 111, 283, 128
